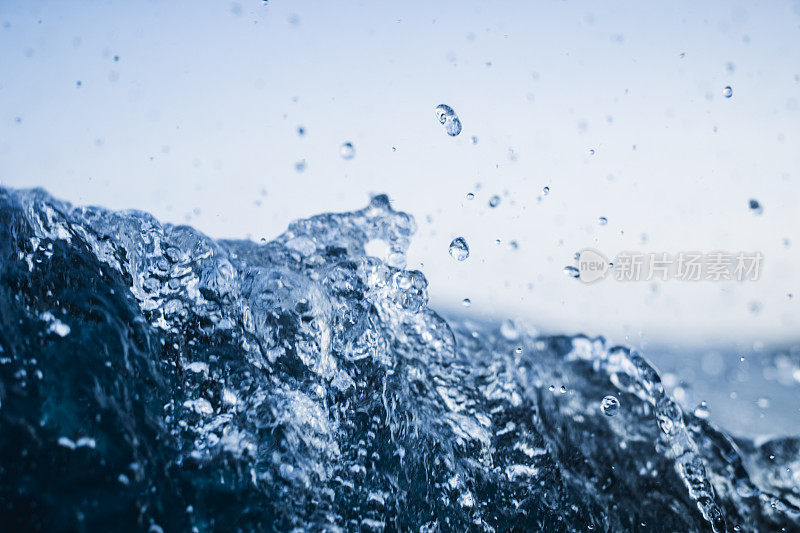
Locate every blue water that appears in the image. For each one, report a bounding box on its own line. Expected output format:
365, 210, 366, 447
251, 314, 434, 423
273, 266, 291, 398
0, 187, 797, 531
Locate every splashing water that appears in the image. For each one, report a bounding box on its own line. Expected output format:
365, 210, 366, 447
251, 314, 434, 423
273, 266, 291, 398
0, 186, 797, 532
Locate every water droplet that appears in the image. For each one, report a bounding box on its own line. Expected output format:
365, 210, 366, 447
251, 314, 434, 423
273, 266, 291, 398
462, 298, 471, 308
563, 266, 580, 279
488, 195, 501, 208
748, 198, 762, 215
297, 126, 305, 136
589, 148, 595, 155
339, 142, 355, 160
601, 395, 620, 416
543, 186, 550, 196
470, 135, 478, 145
598, 216, 608, 226
449, 237, 469, 261
500, 320, 519, 341
294, 159, 306, 172
693, 401, 710, 419
723, 85, 733, 98
435, 104, 462, 136
466, 192, 474, 200
559, 385, 567, 394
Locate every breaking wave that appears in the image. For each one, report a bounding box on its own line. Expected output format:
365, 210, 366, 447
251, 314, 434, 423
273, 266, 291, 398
0, 187, 797, 532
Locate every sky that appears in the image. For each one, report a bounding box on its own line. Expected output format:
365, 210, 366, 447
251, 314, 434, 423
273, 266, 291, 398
1, 0, 800, 357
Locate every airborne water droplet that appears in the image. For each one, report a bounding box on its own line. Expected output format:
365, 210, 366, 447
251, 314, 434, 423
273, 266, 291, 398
748, 198, 762, 215
723, 85, 733, 98
543, 186, 550, 196
563, 265, 580, 279
462, 298, 471, 308
601, 395, 620, 416
599, 216, 608, 226
339, 142, 355, 160
435, 104, 462, 136
693, 401, 710, 419
449, 237, 469, 261
488, 195, 501, 208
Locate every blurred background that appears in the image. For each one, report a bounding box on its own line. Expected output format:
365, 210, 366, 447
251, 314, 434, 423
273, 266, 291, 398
1, 0, 799, 437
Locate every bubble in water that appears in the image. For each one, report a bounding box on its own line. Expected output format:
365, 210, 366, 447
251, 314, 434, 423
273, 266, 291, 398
748, 198, 762, 215
543, 186, 550, 196
601, 395, 620, 417
449, 237, 469, 261
599, 216, 608, 226
723, 86, 733, 98
488, 195, 501, 208
563, 266, 580, 279
339, 142, 355, 160
435, 104, 462, 136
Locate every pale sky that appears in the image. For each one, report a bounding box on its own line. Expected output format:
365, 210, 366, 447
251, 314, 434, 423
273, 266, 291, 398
2, 0, 799, 354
